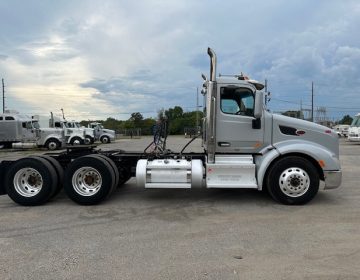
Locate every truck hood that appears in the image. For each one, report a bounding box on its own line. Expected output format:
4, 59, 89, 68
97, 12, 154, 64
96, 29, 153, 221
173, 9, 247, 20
272, 114, 339, 157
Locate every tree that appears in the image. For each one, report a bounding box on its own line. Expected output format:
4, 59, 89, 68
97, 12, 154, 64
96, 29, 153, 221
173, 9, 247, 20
339, 115, 353, 125
129, 112, 144, 127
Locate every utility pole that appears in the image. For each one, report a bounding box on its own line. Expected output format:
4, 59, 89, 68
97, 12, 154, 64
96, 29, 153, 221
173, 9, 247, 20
311, 81, 314, 122
2, 78, 5, 113
196, 87, 199, 131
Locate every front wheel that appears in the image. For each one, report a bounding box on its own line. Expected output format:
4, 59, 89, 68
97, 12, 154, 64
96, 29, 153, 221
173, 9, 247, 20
266, 156, 320, 205
70, 137, 83, 145
84, 136, 94, 145
45, 139, 60, 150
100, 136, 110, 144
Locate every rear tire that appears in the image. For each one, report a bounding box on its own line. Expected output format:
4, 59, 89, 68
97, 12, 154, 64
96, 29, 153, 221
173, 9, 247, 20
5, 157, 58, 206
90, 154, 120, 189
32, 155, 64, 198
266, 156, 319, 205
64, 155, 115, 205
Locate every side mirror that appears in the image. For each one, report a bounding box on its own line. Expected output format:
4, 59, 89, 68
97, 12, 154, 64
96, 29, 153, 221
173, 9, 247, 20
254, 92, 264, 119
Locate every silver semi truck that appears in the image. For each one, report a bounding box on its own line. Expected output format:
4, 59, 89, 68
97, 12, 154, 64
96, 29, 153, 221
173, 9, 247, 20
88, 122, 115, 144
0, 48, 341, 206
0, 113, 37, 148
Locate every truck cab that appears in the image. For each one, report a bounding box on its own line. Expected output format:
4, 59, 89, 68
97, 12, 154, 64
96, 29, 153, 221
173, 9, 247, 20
201, 48, 341, 204
0, 113, 38, 148
88, 122, 115, 144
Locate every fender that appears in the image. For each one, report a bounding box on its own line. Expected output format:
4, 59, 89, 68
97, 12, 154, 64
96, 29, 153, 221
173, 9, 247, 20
67, 133, 85, 144
38, 134, 63, 146
255, 140, 341, 189
100, 133, 115, 140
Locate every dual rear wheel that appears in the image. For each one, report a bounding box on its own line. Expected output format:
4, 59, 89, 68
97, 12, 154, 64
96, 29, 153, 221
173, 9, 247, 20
5, 154, 131, 206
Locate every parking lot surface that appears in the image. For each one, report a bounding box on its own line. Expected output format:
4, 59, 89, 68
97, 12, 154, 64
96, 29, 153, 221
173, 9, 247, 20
0, 137, 359, 279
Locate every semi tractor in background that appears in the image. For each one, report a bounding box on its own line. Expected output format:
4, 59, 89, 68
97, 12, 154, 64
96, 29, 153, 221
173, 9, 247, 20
0, 48, 342, 206
348, 113, 360, 141
33, 114, 86, 146
0, 111, 66, 150
0, 112, 37, 148
88, 122, 115, 144
65, 121, 95, 145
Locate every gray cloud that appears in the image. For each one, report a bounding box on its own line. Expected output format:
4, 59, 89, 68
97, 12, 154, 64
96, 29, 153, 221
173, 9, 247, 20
1, 0, 360, 119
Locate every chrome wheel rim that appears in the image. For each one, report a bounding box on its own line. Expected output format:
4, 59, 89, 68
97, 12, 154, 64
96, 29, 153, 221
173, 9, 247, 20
102, 137, 109, 144
72, 139, 81, 145
72, 167, 102, 196
48, 142, 57, 150
84, 138, 91, 145
13, 168, 43, 197
279, 167, 310, 197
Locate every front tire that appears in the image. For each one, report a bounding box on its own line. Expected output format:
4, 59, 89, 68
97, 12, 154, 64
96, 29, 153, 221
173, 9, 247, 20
266, 156, 320, 205
45, 139, 60, 150
100, 136, 110, 144
84, 136, 94, 145
70, 137, 83, 145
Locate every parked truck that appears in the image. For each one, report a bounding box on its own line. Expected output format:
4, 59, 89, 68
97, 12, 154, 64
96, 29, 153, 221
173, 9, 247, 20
66, 121, 95, 145
0, 112, 65, 150
34, 114, 86, 146
0, 48, 342, 206
0, 112, 37, 148
88, 122, 115, 144
348, 113, 360, 142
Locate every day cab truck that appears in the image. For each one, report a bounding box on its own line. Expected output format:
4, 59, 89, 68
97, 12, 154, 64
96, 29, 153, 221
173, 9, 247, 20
33, 114, 86, 147
348, 113, 360, 142
0, 48, 342, 206
88, 122, 115, 144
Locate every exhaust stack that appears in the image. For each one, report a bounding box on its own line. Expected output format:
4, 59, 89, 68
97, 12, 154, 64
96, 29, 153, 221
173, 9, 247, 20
207, 48, 217, 81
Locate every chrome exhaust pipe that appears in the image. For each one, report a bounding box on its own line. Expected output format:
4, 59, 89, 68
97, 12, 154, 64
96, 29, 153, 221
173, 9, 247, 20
207, 47, 217, 81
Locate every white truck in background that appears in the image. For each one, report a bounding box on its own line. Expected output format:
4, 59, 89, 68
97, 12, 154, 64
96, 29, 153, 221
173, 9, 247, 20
0, 111, 66, 150
88, 122, 115, 144
0, 112, 37, 148
33, 114, 86, 146
348, 113, 360, 142
333, 124, 349, 137
66, 121, 95, 144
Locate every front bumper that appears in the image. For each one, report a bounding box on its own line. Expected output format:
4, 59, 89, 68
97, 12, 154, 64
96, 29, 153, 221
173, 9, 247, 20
324, 170, 342, 190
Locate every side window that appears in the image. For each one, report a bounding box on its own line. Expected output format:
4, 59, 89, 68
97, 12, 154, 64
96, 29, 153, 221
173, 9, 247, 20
22, 122, 27, 128
54, 122, 62, 128
0, 116, 3, 120
220, 87, 254, 116
5, 116, 15, 120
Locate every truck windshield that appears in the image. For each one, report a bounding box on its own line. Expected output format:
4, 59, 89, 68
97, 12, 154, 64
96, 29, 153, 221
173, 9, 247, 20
32, 121, 40, 129
351, 116, 360, 127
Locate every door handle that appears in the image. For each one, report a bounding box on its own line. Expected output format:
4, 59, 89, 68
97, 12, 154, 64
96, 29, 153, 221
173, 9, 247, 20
218, 142, 231, 147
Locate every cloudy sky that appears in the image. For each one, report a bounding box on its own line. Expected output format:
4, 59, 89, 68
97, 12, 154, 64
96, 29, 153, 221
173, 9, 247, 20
0, 0, 359, 121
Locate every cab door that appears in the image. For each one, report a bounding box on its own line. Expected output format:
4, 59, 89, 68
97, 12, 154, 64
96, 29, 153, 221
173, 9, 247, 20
21, 121, 36, 142
215, 84, 264, 154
